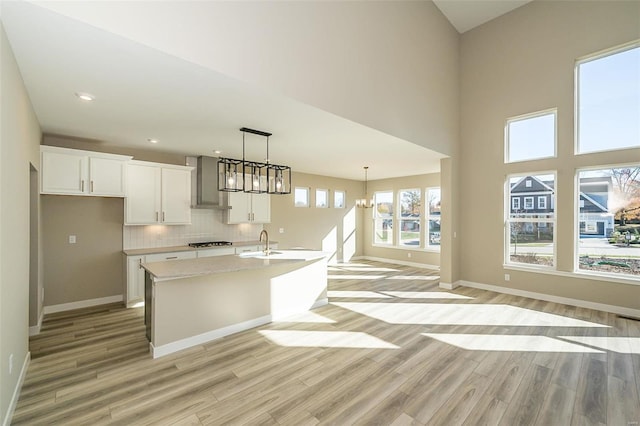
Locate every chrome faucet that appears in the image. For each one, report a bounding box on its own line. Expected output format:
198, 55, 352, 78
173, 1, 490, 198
259, 229, 270, 255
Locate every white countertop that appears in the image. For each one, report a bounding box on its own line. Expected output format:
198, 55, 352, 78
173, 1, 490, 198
123, 240, 276, 256
142, 250, 328, 281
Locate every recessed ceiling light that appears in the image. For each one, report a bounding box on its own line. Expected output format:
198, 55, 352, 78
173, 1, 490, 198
147, 138, 159, 144
213, 150, 222, 154
75, 92, 95, 101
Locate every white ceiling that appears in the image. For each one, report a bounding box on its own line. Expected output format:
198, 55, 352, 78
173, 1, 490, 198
433, 0, 534, 33
1, 1, 532, 181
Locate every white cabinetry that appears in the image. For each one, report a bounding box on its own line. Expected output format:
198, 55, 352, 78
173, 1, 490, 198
125, 250, 196, 307
225, 192, 271, 224
125, 161, 192, 225
196, 247, 235, 258
40, 146, 131, 196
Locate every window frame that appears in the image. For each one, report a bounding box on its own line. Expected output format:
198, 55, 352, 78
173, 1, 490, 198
575, 40, 640, 156
505, 171, 557, 270
524, 197, 534, 210
333, 190, 345, 209
512, 197, 521, 210
398, 188, 422, 248
315, 188, 329, 208
373, 190, 395, 246
538, 196, 547, 210
426, 187, 441, 250
294, 187, 309, 208
505, 108, 558, 164
574, 163, 640, 280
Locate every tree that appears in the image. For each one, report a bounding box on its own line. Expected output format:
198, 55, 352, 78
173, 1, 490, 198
608, 167, 640, 224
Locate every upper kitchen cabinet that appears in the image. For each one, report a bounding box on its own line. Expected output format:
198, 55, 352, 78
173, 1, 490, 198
225, 191, 271, 224
40, 145, 131, 196
125, 160, 192, 225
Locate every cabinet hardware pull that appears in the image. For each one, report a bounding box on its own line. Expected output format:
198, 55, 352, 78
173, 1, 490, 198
90, 181, 94, 193
138, 258, 142, 269
156, 212, 159, 222
166, 256, 178, 260
162, 212, 166, 222
248, 213, 251, 221
81, 180, 84, 192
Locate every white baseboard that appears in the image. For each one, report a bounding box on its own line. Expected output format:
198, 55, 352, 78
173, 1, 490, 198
439, 282, 460, 290
353, 256, 440, 271
2, 352, 30, 426
151, 314, 273, 358
44, 294, 123, 314
459, 280, 640, 319
28, 310, 45, 336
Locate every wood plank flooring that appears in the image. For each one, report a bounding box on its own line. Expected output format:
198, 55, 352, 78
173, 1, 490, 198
13, 261, 640, 425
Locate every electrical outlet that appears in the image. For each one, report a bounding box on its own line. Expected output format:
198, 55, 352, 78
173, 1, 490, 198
504, 274, 510, 281
407, 253, 412, 258
454, 231, 457, 238
279, 228, 284, 234
68, 235, 76, 244
9, 353, 13, 375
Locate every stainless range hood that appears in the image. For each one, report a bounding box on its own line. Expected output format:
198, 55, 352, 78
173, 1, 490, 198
186, 155, 229, 209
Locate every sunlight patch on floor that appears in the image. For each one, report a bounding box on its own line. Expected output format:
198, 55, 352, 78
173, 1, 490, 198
385, 275, 440, 281
332, 302, 610, 328
328, 291, 392, 299
380, 291, 473, 300
336, 267, 400, 272
272, 311, 336, 324
327, 275, 386, 280
558, 336, 640, 354
259, 330, 399, 349
422, 333, 604, 353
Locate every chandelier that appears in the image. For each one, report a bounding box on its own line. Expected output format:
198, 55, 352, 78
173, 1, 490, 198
218, 127, 291, 195
356, 166, 374, 208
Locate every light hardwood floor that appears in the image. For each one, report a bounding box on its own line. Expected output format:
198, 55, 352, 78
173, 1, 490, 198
13, 261, 640, 425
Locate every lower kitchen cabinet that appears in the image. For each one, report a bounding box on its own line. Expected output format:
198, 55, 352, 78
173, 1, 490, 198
125, 251, 196, 307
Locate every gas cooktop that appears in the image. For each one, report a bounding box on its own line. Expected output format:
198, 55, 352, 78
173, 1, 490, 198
188, 241, 232, 248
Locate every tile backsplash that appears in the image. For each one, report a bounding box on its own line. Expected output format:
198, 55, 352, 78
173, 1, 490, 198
123, 209, 262, 249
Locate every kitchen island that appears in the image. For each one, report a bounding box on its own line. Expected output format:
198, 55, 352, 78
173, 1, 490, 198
142, 250, 328, 358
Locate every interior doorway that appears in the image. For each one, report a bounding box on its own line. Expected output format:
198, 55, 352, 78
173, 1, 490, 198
29, 163, 41, 334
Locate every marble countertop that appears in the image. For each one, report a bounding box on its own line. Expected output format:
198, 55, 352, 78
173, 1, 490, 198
123, 240, 276, 256
142, 250, 327, 282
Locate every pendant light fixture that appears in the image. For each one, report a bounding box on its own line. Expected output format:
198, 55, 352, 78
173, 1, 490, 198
356, 166, 374, 208
218, 127, 291, 195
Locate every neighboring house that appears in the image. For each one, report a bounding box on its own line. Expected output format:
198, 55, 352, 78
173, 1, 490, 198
510, 175, 614, 237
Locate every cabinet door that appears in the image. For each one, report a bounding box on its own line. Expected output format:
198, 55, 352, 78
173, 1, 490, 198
251, 194, 271, 223
41, 150, 87, 194
89, 157, 126, 196
226, 191, 251, 224
161, 168, 191, 224
125, 164, 161, 225
145, 251, 196, 262
126, 256, 146, 305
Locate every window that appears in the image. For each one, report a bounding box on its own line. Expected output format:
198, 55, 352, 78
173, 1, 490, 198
334, 190, 345, 208
505, 109, 556, 163
577, 166, 639, 278
506, 173, 556, 267
294, 187, 309, 207
524, 197, 534, 210
315, 189, 328, 208
577, 43, 640, 154
427, 188, 441, 247
373, 191, 393, 245
512, 198, 521, 210
399, 189, 421, 247
538, 196, 547, 210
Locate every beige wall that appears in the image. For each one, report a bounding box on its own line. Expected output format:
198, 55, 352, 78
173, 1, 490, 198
41, 196, 124, 306
363, 173, 441, 268
35, 1, 459, 157
459, 1, 640, 309
264, 172, 364, 263
0, 23, 42, 424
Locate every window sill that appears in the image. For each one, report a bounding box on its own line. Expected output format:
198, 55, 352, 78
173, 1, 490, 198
503, 264, 640, 286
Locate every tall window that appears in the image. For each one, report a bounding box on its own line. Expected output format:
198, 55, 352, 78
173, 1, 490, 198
505, 110, 556, 163
399, 189, 421, 247
577, 166, 639, 278
374, 191, 394, 245
576, 43, 640, 154
427, 188, 441, 247
506, 173, 556, 267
